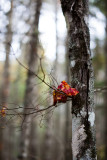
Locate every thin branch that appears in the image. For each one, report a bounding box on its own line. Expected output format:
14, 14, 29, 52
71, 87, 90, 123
94, 86, 107, 92
6, 104, 55, 116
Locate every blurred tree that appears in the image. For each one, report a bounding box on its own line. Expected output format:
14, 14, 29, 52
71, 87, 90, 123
92, 0, 107, 158
28, 119, 39, 160
93, 38, 105, 85
0, 0, 13, 113
42, 1, 63, 159
60, 0, 96, 159
53, 1, 62, 160
0, 0, 13, 159
17, 0, 42, 159
92, 0, 107, 15
54, 0, 58, 74
42, 115, 53, 160
64, 37, 72, 160
105, 10, 107, 160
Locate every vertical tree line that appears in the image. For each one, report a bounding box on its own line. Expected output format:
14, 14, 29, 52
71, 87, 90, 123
1, 0, 107, 159
18, 0, 42, 159
60, 0, 96, 159
92, 0, 107, 158
0, 0, 13, 159
104, 1, 107, 158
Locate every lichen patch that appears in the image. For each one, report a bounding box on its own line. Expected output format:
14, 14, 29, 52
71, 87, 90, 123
72, 124, 87, 157
70, 60, 76, 68
88, 112, 95, 127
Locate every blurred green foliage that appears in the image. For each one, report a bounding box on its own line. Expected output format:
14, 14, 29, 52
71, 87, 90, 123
90, 0, 107, 15
92, 38, 105, 87
97, 145, 106, 160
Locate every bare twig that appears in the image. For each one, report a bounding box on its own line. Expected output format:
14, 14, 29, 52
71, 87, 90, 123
94, 86, 107, 92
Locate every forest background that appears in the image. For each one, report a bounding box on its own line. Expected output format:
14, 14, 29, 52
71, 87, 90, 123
0, 0, 107, 160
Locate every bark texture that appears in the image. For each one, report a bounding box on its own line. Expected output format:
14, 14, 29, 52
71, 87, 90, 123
18, 0, 42, 159
60, 0, 96, 159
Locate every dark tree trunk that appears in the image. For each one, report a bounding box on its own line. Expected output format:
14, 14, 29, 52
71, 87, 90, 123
18, 0, 42, 159
60, 0, 96, 159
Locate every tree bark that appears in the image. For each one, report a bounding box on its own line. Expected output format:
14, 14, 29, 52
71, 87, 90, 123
64, 37, 72, 160
18, 0, 42, 159
60, 0, 96, 159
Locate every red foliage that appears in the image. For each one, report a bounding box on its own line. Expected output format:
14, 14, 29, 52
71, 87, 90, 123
53, 81, 79, 105
0, 107, 6, 117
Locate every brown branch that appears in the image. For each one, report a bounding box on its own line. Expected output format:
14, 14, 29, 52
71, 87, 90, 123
94, 86, 107, 92
6, 104, 55, 116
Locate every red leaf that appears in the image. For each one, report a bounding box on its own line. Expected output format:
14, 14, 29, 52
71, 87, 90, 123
0, 107, 6, 117
53, 81, 79, 105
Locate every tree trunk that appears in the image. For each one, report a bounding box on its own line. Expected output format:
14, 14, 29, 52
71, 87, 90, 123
0, 0, 13, 159
53, 1, 62, 159
60, 0, 96, 159
42, 117, 53, 160
64, 38, 72, 160
18, 0, 42, 159
54, 0, 58, 74
28, 120, 38, 160
1, 0, 13, 109
42, 1, 60, 159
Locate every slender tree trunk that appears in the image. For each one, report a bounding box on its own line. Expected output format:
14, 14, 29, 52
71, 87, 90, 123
53, 2, 62, 159
18, 0, 42, 159
43, 1, 60, 159
1, 0, 13, 107
64, 37, 72, 160
60, 0, 96, 159
64, 101, 72, 160
54, 0, 58, 74
53, 112, 62, 160
0, 1, 13, 159
29, 120, 38, 160
42, 116, 53, 160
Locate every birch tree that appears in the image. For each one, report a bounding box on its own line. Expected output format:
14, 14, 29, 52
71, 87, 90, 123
60, 0, 96, 159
